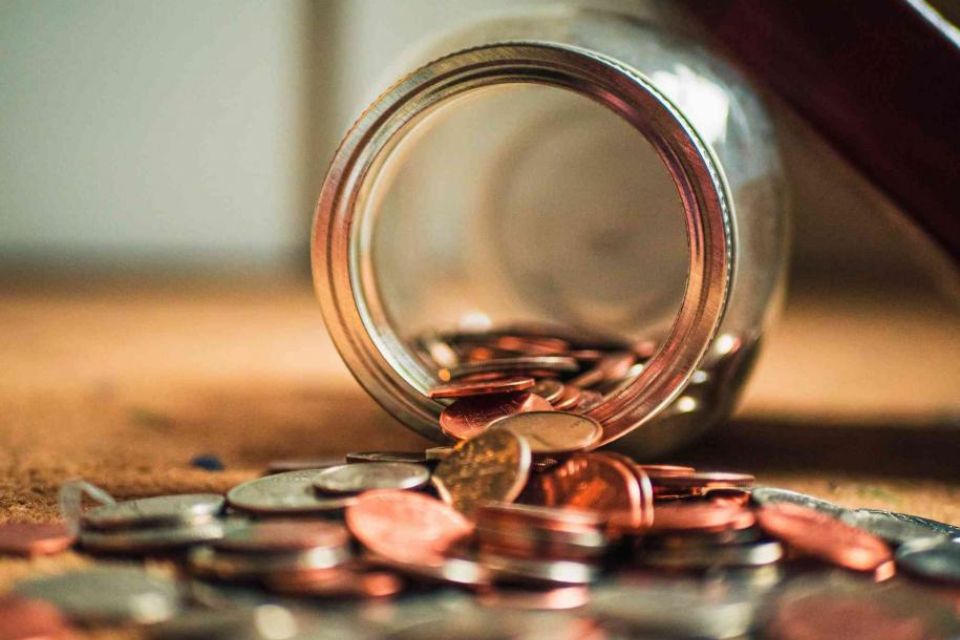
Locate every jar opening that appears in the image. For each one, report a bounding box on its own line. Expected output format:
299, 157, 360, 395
314, 43, 733, 447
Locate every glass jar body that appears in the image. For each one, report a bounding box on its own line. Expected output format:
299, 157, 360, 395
313, 7, 788, 458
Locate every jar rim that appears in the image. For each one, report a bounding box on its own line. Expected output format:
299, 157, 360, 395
312, 41, 734, 447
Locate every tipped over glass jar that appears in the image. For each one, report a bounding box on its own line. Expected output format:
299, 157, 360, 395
312, 7, 788, 459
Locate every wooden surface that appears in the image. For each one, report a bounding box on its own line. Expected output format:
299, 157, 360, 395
0, 274, 958, 631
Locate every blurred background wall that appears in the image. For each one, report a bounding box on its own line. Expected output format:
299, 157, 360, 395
0, 0, 956, 292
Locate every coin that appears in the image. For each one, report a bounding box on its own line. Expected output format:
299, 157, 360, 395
640, 539, 784, 569
530, 379, 564, 403
551, 385, 582, 411
188, 545, 351, 581
81, 493, 225, 530
568, 352, 636, 388
79, 520, 226, 554
13, 566, 181, 625
896, 538, 960, 583
649, 503, 756, 532
475, 503, 607, 561
445, 356, 579, 380
756, 503, 892, 571
524, 454, 643, 527
591, 452, 655, 529
489, 411, 602, 455
476, 586, 589, 610
429, 376, 536, 399
227, 470, 356, 515
346, 490, 473, 565
265, 457, 345, 474
478, 551, 600, 586
488, 335, 570, 356
366, 553, 490, 588
852, 509, 960, 539
572, 390, 604, 412
264, 569, 403, 598
214, 519, 350, 553
0, 522, 75, 557
439, 391, 552, 440
432, 429, 532, 517
312, 463, 430, 494
751, 487, 848, 518
0, 596, 72, 640
650, 471, 755, 495
425, 446, 454, 461
637, 464, 696, 477
147, 606, 300, 640
841, 509, 951, 546
345, 451, 428, 465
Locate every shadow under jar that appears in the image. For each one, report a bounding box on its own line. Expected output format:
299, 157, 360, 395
312, 7, 788, 459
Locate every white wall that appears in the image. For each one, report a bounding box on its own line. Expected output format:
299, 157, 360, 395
0, 0, 320, 268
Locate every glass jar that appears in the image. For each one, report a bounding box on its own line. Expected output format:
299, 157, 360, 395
312, 6, 788, 458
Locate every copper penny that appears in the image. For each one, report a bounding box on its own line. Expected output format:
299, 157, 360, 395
650, 502, 756, 532
572, 389, 604, 413
490, 411, 602, 455
429, 376, 535, 400
650, 471, 755, 494
639, 464, 696, 477
593, 452, 655, 528
214, 519, 349, 553
757, 503, 892, 571
432, 429, 532, 517
551, 385, 582, 411
439, 391, 552, 440
0, 522, 75, 557
490, 335, 570, 356
0, 596, 73, 640
264, 569, 403, 599
569, 352, 636, 388
346, 490, 473, 566
447, 356, 579, 380
530, 379, 564, 403
527, 453, 643, 527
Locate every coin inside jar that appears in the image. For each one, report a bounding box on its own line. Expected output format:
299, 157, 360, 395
489, 411, 602, 455
439, 391, 552, 440
312, 462, 430, 494
429, 376, 536, 399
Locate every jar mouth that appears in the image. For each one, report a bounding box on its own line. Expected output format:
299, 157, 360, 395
313, 42, 734, 447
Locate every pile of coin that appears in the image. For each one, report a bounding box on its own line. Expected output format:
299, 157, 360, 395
414, 326, 652, 440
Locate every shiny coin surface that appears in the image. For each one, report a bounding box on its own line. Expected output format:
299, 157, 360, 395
188, 545, 350, 581
429, 376, 536, 399
525, 453, 643, 527
0, 522, 75, 557
896, 538, 960, 583
751, 486, 849, 518
312, 463, 430, 494
366, 553, 491, 588
13, 566, 181, 625
227, 470, 356, 515
841, 509, 951, 546
852, 509, 960, 540
489, 411, 602, 455
432, 429, 532, 517
638, 464, 696, 477
651, 471, 755, 492
476, 586, 589, 610
439, 392, 552, 440
264, 569, 403, 598
757, 503, 892, 571
346, 490, 473, 565
81, 493, 224, 530
214, 519, 349, 553
478, 551, 599, 586
530, 379, 564, 403
649, 503, 756, 532
79, 520, 226, 554
0, 596, 73, 640
345, 451, 428, 465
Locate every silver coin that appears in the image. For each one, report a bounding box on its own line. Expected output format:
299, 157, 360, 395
346, 451, 429, 465
81, 493, 224, 530
853, 508, 960, 539
896, 537, 960, 583
265, 458, 345, 475
590, 581, 755, 639
148, 605, 303, 640
13, 565, 181, 624
367, 554, 490, 588
640, 539, 783, 569
188, 545, 351, 581
749, 487, 848, 518
227, 470, 356, 515
489, 411, 602, 455
79, 520, 227, 553
841, 509, 951, 546
478, 551, 599, 586
448, 356, 578, 379
312, 463, 430, 494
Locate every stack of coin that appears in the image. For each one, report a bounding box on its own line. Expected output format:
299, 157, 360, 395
78, 493, 227, 554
